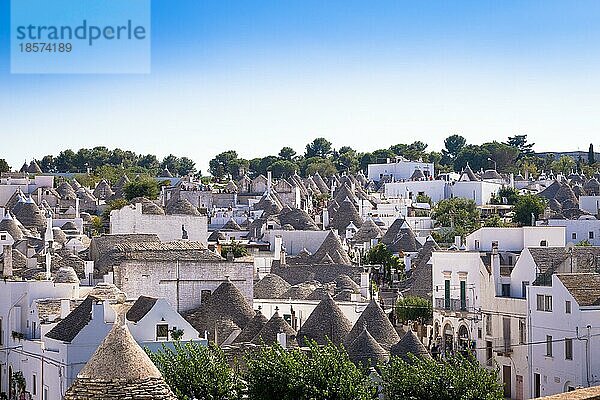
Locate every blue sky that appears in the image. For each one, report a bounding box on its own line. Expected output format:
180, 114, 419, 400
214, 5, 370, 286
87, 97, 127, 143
1, 0, 600, 173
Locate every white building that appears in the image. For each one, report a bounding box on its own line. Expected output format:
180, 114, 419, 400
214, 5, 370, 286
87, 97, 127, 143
367, 157, 434, 182
539, 216, 600, 246
432, 226, 566, 400
580, 196, 600, 215
384, 179, 503, 206
110, 202, 208, 244
528, 273, 600, 398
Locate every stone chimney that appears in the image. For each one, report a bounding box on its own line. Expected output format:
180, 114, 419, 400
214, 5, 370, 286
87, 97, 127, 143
273, 235, 282, 260
277, 331, 287, 348
267, 171, 272, 194
322, 208, 329, 230
2, 245, 12, 277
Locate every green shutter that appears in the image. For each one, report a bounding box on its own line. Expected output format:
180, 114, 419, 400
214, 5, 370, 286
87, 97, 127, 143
444, 280, 450, 309
460, 281, 467, 310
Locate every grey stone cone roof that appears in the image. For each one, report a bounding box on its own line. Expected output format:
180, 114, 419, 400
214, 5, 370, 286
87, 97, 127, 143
297, 293, 352, 346
52, 227, 67, 245
481, 169, 502, 180
61, 221, 78, 231
254, 193, 283, 216
114, 174, 130, 188
345, 299, 400, 351
64, 320, 176, 400
278, 208, 319, 231
222, 218, 242, 231
336, 274, 360, 293
312, 172, 329, 193
330, 198, 363, 234
279, 283, 315, 300
93, 180, 114, 200
15, 200, 47, 233
351, 218, 382, 243
584, 178, 600, 195
346, 327, 389, 367
6, 188, 26, 211
225, 180, 239, 193
54, 266, 80, 284
88, 282, 126, 301
130, 197, 165, 215
554, 183, 578, 208
207, 230, 227, 242
185, 279, 254, 340
305, 286, 335, 301
410, 168, 426, 180
460, 164, 478, 181
46, 296, 95, 342
572, 184, 585, 198
390, 330, 432, 362
381, 219, 421, 253
159, 168, 173, 178
27, 160, 43, 174
310, 231, 352, 265
165, 198, 200, 215
0, 214, 24, 241
234, 309, 268, 343
538, 180, 561, 200
334, 183, 358, 205
251, 310, 297, 347
254, 274, 291, 299
215, 318, 240, 345
70, 179, 82, 190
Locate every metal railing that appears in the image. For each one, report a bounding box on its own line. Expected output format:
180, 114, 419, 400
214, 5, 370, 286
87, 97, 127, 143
434, 297, 468, 311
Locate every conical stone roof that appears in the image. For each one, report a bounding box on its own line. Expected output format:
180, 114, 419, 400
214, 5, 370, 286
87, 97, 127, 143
330, 198, 363, 234
251, 309, 297, 347
185, 279, 254, 340
390, 330, 432, 363
234, 309, 268, 343
278, 208, 319, 231
64, 320, 176, 400
346, 327, 389, 367
15, 199, 47, 233
254, 274, 291, 299
165, 198, 199, 216
351, 218, 383, 243
297, 293, 352, 346
0, 213, 24, 241
381, 218, 421, 253
56, 182, 77, 200
344, 299, 400, 351
310, 231, 352, 265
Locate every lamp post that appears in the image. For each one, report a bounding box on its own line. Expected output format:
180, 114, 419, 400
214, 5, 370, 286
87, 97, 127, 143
487, 157, 497, 171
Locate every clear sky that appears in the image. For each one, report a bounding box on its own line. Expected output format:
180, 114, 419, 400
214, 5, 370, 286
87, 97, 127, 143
1, 0, 600, 173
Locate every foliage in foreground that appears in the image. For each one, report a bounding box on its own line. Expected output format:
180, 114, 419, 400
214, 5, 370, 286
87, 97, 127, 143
380, 353, 503, 400
244, 341, 377, 400
147, 341, 244, 400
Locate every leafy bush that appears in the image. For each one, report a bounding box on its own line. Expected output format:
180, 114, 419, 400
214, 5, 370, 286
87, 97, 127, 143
124, 178, 160, 200
380, 353, 503, 400
245, 341, 377, 400
147, 341, 244, 400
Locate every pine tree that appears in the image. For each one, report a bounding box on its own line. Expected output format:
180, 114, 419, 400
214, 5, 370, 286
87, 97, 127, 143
589, 143, 596, 165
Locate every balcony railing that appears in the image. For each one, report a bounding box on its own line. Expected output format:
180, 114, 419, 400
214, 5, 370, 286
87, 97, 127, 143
434, 297, 468, 311
493, 337, 513, 355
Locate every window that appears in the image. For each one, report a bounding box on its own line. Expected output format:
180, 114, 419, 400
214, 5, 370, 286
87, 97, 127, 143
32, 374, 37, 395
475, 240, 480, 249
546, 335, 553, 357
590, 231, 595, 240
486, 340, 493, 366
156, 324, 169, 341
522, 281, 529, 299
572, 232, 577, 240
492, 240, 499, 249
519, 320, 526, 344
460, 281, 467, 310
0, 234, 5, 241
537, 294, 545, 311
540, 240, 548, 247
0, 318, 3, 346
444, 279, 450, 310
486, 314, 493, 336
478, 328, 482, 339
565, 338, 573, 360
545, 295, 553, 312
566, 301, 571, 314
502, 284, 511, 297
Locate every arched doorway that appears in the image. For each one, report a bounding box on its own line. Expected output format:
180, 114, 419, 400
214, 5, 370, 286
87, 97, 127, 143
443, 323, 454, 355
458, 325, 470, 351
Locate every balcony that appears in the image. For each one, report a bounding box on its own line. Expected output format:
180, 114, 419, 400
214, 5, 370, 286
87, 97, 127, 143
434, 297, 468, 312
492, 337, 513, 355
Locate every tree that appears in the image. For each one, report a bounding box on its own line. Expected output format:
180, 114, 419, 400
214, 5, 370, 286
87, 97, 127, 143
432, 198, 480, 237
589, 143, 596, 165
305, 138, 333, 159
491, 186, 520, 205
512, 194, 546, 226
220, 240, 249, 258
124, 178, 159, 200
483, 214, 506, 227
395, 296, 432, 325
177, 157, 197, 176
209, 151, 238, 181
147, 341, 244, 400
161, 154, 181, 175
245, 341, 377, 400
138, 154, 160, 170
441, 134, 467, 165
102, 198, 129, 220
453, 145, 491, 172
269, 160, 298, 178
335, 149, 359, 173
381, 353, 503, 400
278, 146, 297, 161
38, 155, 54, 173
303, 157, 337, 177
481, 141, 519, 172
505, 134, 535, 157
0, 159, 10, 173
552, 156, 576, 175
365, 243, 403, 283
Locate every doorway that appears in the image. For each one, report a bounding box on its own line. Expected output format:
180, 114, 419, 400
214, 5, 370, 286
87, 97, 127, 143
503, 365, 512, 398
516, 374, 523, 400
